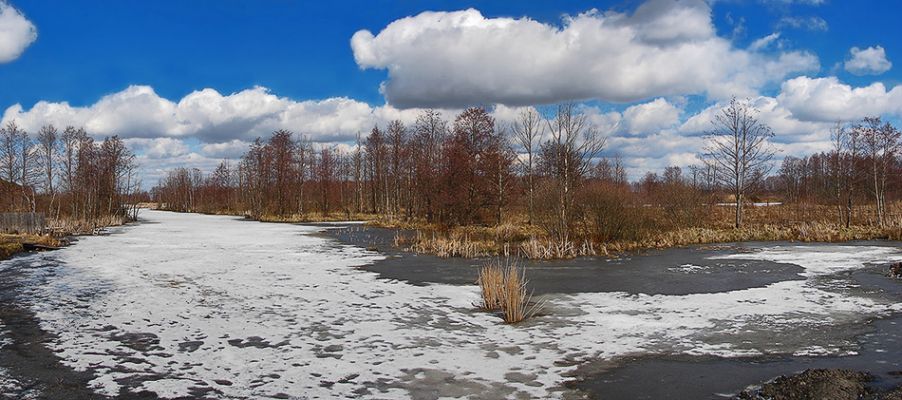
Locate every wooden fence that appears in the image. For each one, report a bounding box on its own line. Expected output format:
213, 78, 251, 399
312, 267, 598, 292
0, 212, 45, 234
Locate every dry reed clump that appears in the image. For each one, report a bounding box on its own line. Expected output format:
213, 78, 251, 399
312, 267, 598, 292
259, 212, 380, 223
46, 215, 129, 236
476, 259, 542, 324
409, 230, 497, 258
477, 262, 504, 311
518, 237, 596, 259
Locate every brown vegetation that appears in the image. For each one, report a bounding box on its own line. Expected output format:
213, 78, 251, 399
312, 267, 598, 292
148, 104, 902, 258
0, 233, 61, 260
1, 122, 144, 232
476, 259, 541, 324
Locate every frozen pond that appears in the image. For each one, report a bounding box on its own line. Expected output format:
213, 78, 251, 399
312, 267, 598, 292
1, 210, 902, 399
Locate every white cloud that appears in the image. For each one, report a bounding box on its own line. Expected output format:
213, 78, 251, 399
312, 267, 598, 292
621, 98, 681, 134
138, 152, 227, 185
200, 140, 251, 159
678, 95, 836, 168
749, 32, 781, 51
777, 76, 902, 122
776, 16, 828, 31
0, 1, 36, 63
8, 75, 899, 185
125, 138, 190, 159
1, 85, 423, 143
681, 95, 832, 138
844, 46, 892, 76
351, 2, 818, 108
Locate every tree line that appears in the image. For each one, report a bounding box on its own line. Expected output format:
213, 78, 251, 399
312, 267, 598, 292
0, 121, 141, 227
153, 99, 902, 245
775, 117, 901, 227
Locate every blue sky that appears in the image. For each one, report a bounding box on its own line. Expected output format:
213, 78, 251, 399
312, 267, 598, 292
3, 0, 898, 107
0, 0, 900, 183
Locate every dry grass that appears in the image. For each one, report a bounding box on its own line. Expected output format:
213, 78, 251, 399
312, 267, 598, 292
600, 222, 902, 253
46, 215, 129, 236
519, 237, 597, 259
402, 201, 902, 259
258, 212, 381, 223
477, 262, 504, 311
409, 230, 497, 258
477, 259, 542, 324
0, 233, 61, 260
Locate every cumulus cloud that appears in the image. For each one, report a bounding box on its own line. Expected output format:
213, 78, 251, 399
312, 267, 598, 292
621, 98, 681, 135
777, 76, 902, 122
200, 140, 251, 159
1, 85, 421, 143
138, 152, 228, 185
125, 138, 191, 159
680, 95, 832, 138
0, 1, 37, 63
844, 46, 892, 76
351, 1, 818, 108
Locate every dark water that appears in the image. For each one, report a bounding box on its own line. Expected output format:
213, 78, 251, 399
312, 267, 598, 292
319, 225, 809, 296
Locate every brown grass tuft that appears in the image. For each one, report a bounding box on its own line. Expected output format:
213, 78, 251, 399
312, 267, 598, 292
477, 259, 542, 324
477, 262, 504, 311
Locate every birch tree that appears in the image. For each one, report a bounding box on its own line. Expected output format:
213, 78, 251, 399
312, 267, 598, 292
511, 108, 543, 225
703, 98, 776, 228
543, 103, 606, 246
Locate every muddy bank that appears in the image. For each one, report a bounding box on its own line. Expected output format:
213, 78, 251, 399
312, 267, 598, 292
734, 368, 902, 400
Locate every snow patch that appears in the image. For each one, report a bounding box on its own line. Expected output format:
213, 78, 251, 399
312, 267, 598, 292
667, 263, 710, 274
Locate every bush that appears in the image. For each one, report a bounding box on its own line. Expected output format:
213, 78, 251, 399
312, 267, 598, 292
578, 183, 650, 242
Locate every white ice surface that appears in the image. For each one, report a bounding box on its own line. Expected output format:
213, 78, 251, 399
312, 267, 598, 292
3, 210, 901, 399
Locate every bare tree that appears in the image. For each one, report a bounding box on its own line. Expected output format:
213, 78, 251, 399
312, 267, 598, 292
13, 124, 38, 212
412, 109, 447, 221
37, 125, 60, 210
0, 121, 21, 185
387, 120, 406, 218
511, 108, 544, 225
830, 121, 860, 228
703, 98, 776, 228
860, 117, 901, 226
543, 102, 607, 246
353, 131, 363, 213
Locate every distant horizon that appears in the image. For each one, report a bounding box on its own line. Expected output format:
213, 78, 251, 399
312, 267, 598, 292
1, 0, 900, 186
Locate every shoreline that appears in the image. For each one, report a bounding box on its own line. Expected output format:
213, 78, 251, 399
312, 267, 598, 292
159, 207, 902, 260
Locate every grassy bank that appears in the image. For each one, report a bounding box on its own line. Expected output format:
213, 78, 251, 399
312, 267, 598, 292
0, 233, 62, 261
396, 222, 902, 259
389, 202, 902, 259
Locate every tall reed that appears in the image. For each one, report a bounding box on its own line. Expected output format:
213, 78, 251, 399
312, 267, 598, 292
477, 258, 542, 324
